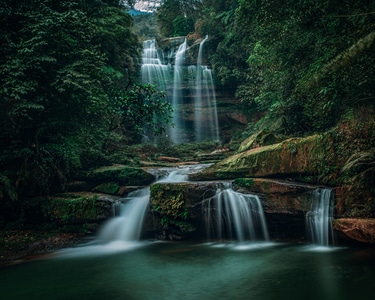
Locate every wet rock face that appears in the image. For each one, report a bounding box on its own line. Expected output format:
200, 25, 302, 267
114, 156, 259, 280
148, 179, 323, 241
232, 178, 320, 240
147, 179, 375, 244
149, 181, 222, 240
233, 178, 317, 215
86, 165, 155, 186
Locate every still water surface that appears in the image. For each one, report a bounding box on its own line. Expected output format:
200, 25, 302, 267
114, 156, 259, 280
1, 241, 375, 300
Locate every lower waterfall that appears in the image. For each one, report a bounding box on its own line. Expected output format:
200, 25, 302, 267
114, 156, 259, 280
98, 188, 150, 243
306, 188, 335, 247
203, 183, 269, 242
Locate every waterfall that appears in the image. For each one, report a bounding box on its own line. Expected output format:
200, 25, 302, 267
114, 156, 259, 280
140, 37, 219, 144
201, 66, 219, 142
57, 166, 204, 257
98, 188, 150, 242
203, 183, 269, 242
169, 39, 187, 144
193, 36, 207, 141
305, 188, 334, 246
193, 36, 220, 142
141, 39, 170, 91
97, 166, 192, 244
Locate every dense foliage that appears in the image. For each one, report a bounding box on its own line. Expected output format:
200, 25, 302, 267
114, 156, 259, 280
154, 0, 375, 206
194, 0, 375, 136
0, 0, 172, 222
156, 0, 201, 36
1, 0, 374, 225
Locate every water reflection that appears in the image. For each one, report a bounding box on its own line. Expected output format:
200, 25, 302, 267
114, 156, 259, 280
1, 243, 375, 300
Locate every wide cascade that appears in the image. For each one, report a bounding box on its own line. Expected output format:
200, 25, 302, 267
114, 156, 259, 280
203, 183, 269, 242
305, 188, 335, 246
140, 37, 219, 144
140, 39, 170, 91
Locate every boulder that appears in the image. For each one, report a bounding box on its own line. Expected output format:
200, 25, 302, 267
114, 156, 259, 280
237, 130, 280, 153
149, 181, 224, 240
333, 218, 375, 244
189, 135, 328, 181
86, 165, 155, 186
189, 130, 375, 225
21, 192, 118, 227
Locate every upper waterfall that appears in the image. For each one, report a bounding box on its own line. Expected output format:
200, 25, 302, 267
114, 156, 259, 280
140, 37, 220, 144
141, 39, 170, 91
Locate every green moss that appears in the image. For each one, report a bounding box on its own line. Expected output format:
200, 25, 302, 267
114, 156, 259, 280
22, 194, 99, 225
44, 195, 98, 223
151, 184, 186, 219
233, 178, 255, 188
88, 166, 155, 186
93, 182, 119, 195
150, 183, 195, 234
261, 181, 270, 190
285, 140, 298, 154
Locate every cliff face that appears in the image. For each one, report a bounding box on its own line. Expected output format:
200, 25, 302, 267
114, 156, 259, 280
148, 178, 375, 245
190, 122, 375, 219
183, 121, 375, 244
149, 180, 319, 242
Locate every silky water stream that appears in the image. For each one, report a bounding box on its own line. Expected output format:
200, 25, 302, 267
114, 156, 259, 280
1, 169, 375, 300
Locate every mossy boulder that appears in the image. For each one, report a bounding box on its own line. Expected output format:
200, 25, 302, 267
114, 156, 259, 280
86, 165, 155, 186
149, 181, 219, 240
190, 134, 330, 181
237, 130, 280, 153
21, 193, 117, 228
92, 182, 120, 195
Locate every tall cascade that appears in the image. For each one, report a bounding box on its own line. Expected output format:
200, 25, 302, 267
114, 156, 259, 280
190, 35, 219, 142
140, 37, 220, 144
203, 183, 269, 242
306, 188, 335, 246
169, 39, 188, 143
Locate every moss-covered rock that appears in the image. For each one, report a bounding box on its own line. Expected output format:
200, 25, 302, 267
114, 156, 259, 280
149, 181, 219, 240
92, 182, 120, 195
20, 193, 117, 228
237, 130, 280, 153
190, 134, 330, 180
86, 165, 155, 186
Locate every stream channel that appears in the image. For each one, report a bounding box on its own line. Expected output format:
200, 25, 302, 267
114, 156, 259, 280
1, 165, 375, 300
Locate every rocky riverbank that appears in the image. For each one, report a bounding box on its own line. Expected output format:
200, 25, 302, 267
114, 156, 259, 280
0, 230, 87, 267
